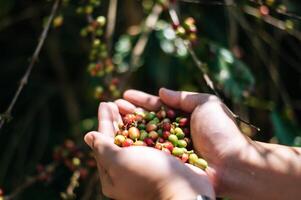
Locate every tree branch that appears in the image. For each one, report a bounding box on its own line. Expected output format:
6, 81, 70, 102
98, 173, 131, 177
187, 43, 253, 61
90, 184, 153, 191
3, 163, 57, 200
168, 4, 260, 131
105, 0, 118, 53
130, 3, 163, 69
0, 0, 61, 131
60, 170, 81, 200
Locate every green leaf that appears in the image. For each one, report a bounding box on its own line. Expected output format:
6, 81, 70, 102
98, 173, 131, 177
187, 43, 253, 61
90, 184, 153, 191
270, 110, 301, 146
209, 44, 255, 102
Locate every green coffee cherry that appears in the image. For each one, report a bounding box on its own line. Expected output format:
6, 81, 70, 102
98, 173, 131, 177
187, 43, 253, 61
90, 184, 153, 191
177, 139, 187, 148
188, 153, 198, 165
168, 134, 178, 146
139, 130, 148, 141
96, 16, 106, 27
145, 112, 156, 121
138, 123, 146, 130
194, 158, 208, 170
175, 127, 185, 139
172, 147, 185, 157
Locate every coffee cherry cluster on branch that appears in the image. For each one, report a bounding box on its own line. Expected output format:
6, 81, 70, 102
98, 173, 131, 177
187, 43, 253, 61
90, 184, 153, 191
114, 107, 208, 170
174, 17, 198, 43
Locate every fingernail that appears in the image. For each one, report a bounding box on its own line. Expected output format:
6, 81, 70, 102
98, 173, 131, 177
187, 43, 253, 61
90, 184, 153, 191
84, 132, 95, 148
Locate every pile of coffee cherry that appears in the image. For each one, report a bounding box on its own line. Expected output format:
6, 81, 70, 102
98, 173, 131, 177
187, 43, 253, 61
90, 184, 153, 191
114, 107, 208, 170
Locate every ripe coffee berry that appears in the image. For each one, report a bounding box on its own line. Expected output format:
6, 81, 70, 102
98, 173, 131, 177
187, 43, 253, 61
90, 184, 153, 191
122, 138, 134, 147
114, 106, 208, 170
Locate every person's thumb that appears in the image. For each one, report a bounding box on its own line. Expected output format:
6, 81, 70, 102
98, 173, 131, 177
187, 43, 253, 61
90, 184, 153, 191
84, 131, 119, 167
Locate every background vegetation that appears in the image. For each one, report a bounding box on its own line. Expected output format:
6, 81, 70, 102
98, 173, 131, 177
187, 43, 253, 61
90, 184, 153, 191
0, 0, 301, 199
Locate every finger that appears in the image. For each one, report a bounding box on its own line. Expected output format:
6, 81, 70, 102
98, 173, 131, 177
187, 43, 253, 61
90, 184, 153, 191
107, 102, 123, 132
185, 163, 207, 176
98, 102, 115, 137
84, 131, 119, 168
114, 99, 137, 115
123, 89, 162, 111
159, 88, 220, 112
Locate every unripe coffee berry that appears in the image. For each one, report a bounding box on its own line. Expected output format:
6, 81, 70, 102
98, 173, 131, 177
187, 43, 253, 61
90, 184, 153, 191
139, 130, 148, 141
123, 114, 136, 124
177, 139, 187, 148
145, 112, 156, 121
175, 127, 185, 139
114, 107, 207, 170
188, 153, 198, 165
148, 131, 159, 141
172, 147, 185, 157
138, 123, 146, 130
128, 127, 140, 140
114, 135, 126, 146
156, 109, 166, 119
155, 142, 163, 150
194, 158, 208, 170
146, 123, 157, 132
121, 130, 129, 137
133, 141, 147, 146
168, 134, 178, 146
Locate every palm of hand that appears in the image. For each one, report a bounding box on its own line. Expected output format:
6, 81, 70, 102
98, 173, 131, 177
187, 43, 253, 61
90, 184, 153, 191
116, 88, 249, 195
107, 146, 211, 200
85, 101, 215, 200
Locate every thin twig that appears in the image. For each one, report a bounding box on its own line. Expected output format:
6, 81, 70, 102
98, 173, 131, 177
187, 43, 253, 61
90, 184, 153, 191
231, 9, 295, 118
81, 171, 98, 200
180, 0, 301, 21
119, 3, 162, 92
248, 0, 301, 21
0, 0, 61, 130
4, 163, 57, 200
129, 3, 163, 69
105, 0, 118, 53
243, 5, 301, 42
179, 0, 236, 6
168, 4, 260, 131
184, 41, 220, 98
60, 170, 81, 200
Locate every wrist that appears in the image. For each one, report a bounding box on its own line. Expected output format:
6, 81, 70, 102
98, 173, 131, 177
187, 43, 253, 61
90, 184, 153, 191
209, 137, 257, 198
216, 139, 301, 200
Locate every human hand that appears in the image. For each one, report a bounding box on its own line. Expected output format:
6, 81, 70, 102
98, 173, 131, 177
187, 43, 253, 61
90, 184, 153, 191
115, 88, 251, 197
84, 102, 215, 200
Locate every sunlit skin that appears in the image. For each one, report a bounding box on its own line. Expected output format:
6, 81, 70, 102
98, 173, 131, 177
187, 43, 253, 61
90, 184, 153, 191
85, 88, 301, 200
84, 102, 215, 200
114, 88, 301, 200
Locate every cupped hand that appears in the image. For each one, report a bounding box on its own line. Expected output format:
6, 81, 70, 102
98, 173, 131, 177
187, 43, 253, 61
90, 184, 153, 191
115, 88, 252, 196
84, 102, 215, 200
